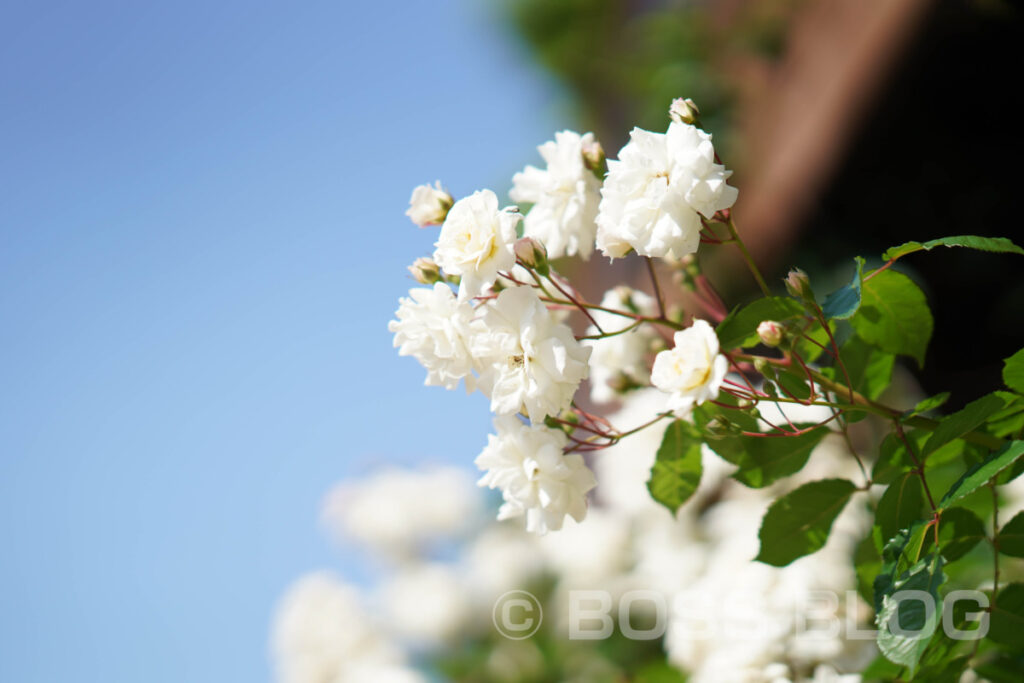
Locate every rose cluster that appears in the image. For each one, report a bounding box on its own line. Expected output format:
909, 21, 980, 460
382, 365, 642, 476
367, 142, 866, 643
390, 99, 738, 534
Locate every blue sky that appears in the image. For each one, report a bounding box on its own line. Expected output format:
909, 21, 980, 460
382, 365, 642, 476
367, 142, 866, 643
0, 1, 564, 680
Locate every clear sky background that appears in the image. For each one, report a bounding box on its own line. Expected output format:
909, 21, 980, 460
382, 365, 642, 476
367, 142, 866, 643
0, 1, 564, 680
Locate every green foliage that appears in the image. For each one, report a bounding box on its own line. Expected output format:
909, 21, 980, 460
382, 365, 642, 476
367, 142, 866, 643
882, 235, 1024, 262
939, 440, 1024, 509
922, 393, 1006, 457
755, 478, 856, 566
696, 405, 828, 488
1004, 347, 1024, 394
997, 511, 1024, 558
821, 256, 865, 320
835, 334, 894, 401
989, 583, 1024, 648
874, 534, 946, 675
907, 392, 952, 418
851, 269, 933, 367
923, 507, 987, 562
647, 420, 703, 514
875, 473, 927, 550
988, 392, 1024, 441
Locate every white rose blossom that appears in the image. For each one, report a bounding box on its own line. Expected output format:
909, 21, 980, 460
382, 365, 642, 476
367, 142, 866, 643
405, 181, 453, 227
584, 286, 659, 404
475, 415, 597, 534
388, 282, 478, 390
596, 121, 737, 260
510, 130, 602, 260
472, 285, 591, 421
433, 189, 520, 301
651, 319, 728, 414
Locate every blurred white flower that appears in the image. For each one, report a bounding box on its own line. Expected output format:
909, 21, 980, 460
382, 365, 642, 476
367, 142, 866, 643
510, 130, 602, 260
322, 466, 483, 559
475, 415, 596, 534
377, 563, 471, 646
405, 181, 453, 227
389, 282, 478, 390
462, 522, 548, 601
583, 287, 659, 404
538, 509, 631, 584
345, 663, 430, 683
433, 189, 519, 301
596, 122, 737, 260
651, 319, 728, 414
272, 572, 403, 683
472, 286, 590, 421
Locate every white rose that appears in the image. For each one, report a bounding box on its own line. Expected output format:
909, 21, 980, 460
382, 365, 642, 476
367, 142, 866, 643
472, 286, 590, 422
388, 282, 477, 390
510, 130, 602, 260
405, 181, 453, 227
433, 189, 519, 300
595, 122, 737, 260
475, 415, 597, 534
651, 319, 728, 413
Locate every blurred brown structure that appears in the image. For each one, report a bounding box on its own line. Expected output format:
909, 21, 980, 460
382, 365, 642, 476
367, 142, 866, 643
725, 0, 932, 267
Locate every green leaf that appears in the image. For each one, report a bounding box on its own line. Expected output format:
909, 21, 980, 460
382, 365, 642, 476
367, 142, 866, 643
855, 533, 882, 604
876, 550, 946, 675
851, 270, 933, 367
875, 473, 928, 547
997, 511, 1024, 558
907, 392, 952, 419
755, 478, 856, 566
693, 402, 828, 488
647, 420, 703, 514
874, 522, 932, 612
821, 256, 865, 320
837, 334, 895, 401
882, 235, 1024, 262
973, 654, 1024, 683
861, 653, 905, 681
1004, 348, 1024, 394
715, 297, 805, 350
939, 440, 1024, 509
988, 391, 1024, 440
914, 655, 970, 683
705, 427, 827, 488
775, 368, 812, 400
921, 507, 987, 562
873, 430, 932, 486
922, 393, 1006, 457
989, 583, 1024, 648
634, 661, 687, 683
791, 319, 832, 363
